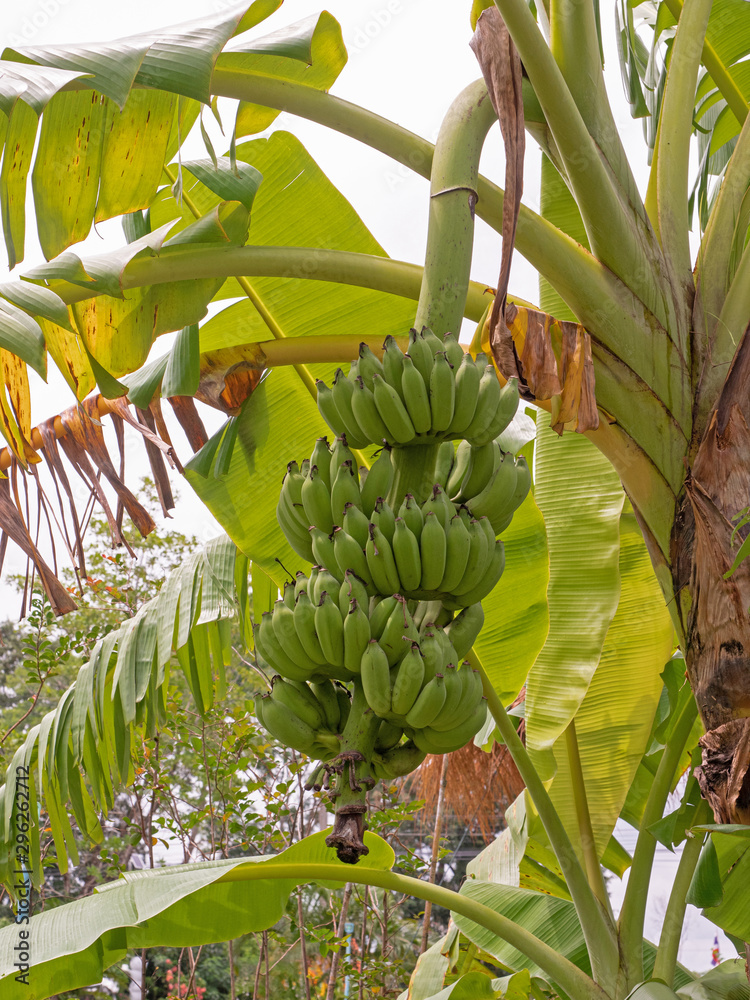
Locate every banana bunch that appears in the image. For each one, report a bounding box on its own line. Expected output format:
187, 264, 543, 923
254, 676, 351, 759
442, 439, 532, 535
360, 616, 488, 753
316, 332, 519, 449
276, 437, 394, 563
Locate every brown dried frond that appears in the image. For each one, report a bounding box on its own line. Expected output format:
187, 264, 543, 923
408, 740, 524, 844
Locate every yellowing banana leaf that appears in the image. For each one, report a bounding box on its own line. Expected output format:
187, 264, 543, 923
540, 501, 673, 860
0, 1, 282, 265
525, 413, 625, 762
0, 829, 393, 1000
31, 90, 106, 260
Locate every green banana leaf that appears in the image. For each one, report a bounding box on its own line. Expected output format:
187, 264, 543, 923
471, 484, 550, 707
697, 826, 750, 941
0, 535, 241, 889
0, 829, 393, 1000
524, 412, 625, 762
539, 500, 674, 860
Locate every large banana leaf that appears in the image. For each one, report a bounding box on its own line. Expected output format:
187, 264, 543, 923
0, 4, 345, 268
0, 829, 394, 1000
524, 414, 625, 761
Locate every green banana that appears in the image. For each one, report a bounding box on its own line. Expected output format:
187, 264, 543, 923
445, 664, 484, 730
361, 640, 392, 717
371, 497, 396, 543
358, 342, 385, 386
440, 515, 472, 593
446, 439, 472, 499
373, 740, 426, 779
330, 460, 362, 526
366, 522, 401, 595
330, 434, 358, 478
419, 512, 447, 591
451, 519, 490, 596
392, 517, 422, 593
448, 353, 481, 437
316, 380, 347, 439
343, 598, 371, 674
442, 331, 465, 369
418, 700, 488, 752
312, 568, 340, 606
293, 590, 328, 666
398, 493, 423, 539
476, 514, 496, 551
418, 627, 443, 681
421, 327, 445, 357
310, 527, 342, 580
281, 580, 295, 610
382, 335, 405, 397
462, 366, 502, 444
405, 673, 446, 729
302, 466, 334, 534
332, 526, 372, 587
310, 437, 332, 490
369, 595, 398, 638
470, 377, 520, 447
444, 603, 485, 659
315, 592, 345, 667
311, 678, 341, 731
260, 693, 332, 756
352, 376, 390, 444
429, 352, 455, 432
372, 372, 415, 445
374, 719, 404, 752
272, 600, 318, 671
400, 354, 432, 433
360, 445, 394, 516
342, 502, 370, 549
449, 540, 505, 607
460, 441, 498, 502
407, 328, 434, 387
338, 570, 370, 618
509, 456, 531, 513
391, 642, 426, 717
277, 492, 315, 562
434, 441, 455, 490
294, 571, 309, 602
428, 663, 461, 730
270, 676, 325, 731
466, 451, 518, 531
378, 595, 418, 666
422, 484, 454, 531
330, 369, 369, 449
254, 616, 309, 681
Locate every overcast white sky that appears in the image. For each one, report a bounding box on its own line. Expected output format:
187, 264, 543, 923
0, 0, 732, 976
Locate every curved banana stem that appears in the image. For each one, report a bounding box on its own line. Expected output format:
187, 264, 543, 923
218, 862, 612, 1000
414, 79, 497, 336
468, 651, 620, 993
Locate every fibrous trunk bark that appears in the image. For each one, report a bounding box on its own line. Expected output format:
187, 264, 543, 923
672, 321, 750, 823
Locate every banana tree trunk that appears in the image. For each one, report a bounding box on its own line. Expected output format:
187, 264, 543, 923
673, 324, 750, 824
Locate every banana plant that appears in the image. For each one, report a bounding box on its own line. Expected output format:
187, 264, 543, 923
0, 0, 748, 998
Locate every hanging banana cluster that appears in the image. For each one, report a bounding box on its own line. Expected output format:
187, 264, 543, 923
254, 332, 528, 864
276, 435, 527, 606
253, 571, 487, 766
316, 330, 519, 449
